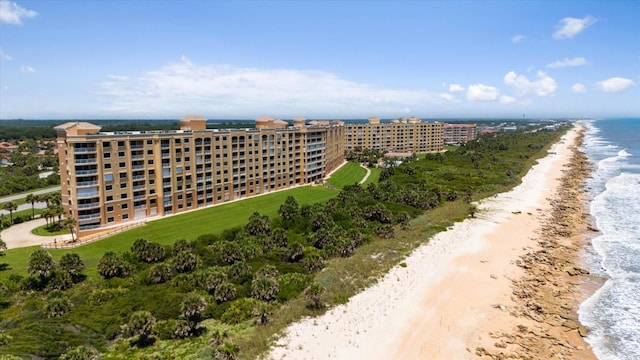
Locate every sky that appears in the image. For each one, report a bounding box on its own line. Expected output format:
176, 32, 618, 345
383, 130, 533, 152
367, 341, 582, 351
0, 1, 638, 120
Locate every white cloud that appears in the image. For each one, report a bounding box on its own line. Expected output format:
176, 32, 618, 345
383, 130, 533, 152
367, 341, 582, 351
448, 84, 465, 92
0, 48, 11, 61
439, 93, 459, 103
0, 0, 37, 24
547, 57, 588, 68
466, 84, 500, 101
504, 70, 557, 96
499, 95, 517, 104
552, 15, 597, 39
98, 57, 452, 116
512, 35, 525, 43
20, 65, 36, 73
596, 77, 636, 93
571, 83, 587, 93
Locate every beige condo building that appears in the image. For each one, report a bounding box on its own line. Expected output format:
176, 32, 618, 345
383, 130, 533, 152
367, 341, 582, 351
444, 123, 478, 144
344, 117, 444, 153
56, 115, 446, 237
56, 115, 345, 237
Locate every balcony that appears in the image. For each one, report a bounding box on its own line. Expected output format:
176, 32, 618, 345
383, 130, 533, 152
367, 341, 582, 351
163, 192, 172, 198
132, 175, 146, 181
77, 192, 99, 199
133, 185, 146, 191
131, 155, 144, 160
77, 202, 100, 209
131, 144, 144, 150
74, 147, 97, 153
76, 180, 98, 187
78, 213, 101, 221
134, 195, 147, 201
134, 204, 147, 210
75, 158, 97, 164
76, 169, 98, 175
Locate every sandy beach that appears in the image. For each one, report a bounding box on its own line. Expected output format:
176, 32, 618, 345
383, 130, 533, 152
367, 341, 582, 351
268, 127, 594, 359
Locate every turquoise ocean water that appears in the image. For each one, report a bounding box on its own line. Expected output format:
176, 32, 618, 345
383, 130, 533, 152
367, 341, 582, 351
579, 118, 640, 360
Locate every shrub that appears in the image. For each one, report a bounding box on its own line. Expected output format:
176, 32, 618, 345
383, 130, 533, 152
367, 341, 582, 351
148, 263, 172, 284
283, 242, 304, 262
173, 250, 199, 274
251, 276, 279, 302
213, 282, 237, 303
121, 310, 156, 347
59, 345, 100, 360
28, 249, 56, 278
46, 295, 73, 318
97, 252, 130, 279
59, 253, 85, 277
301, 252, 325, 274
277, 273, 310, 301
46, 269, 73, 291
220, 298, 262, 324
304, 283, 325, 309
227, 262, 253, 283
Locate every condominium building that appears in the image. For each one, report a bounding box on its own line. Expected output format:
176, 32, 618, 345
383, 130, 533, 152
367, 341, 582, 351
444, 123, 478, 144
55, 116, 344, 237
344, 117, 445, 153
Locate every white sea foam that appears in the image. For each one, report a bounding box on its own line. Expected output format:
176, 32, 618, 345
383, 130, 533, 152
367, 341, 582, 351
580, 127, 640, 360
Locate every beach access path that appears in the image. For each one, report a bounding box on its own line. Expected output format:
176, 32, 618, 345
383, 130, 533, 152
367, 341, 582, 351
268, 128, 588, 359
1, 218, 71, 249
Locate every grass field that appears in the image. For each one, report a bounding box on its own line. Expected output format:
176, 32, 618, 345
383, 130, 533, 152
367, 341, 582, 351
31, 223, 69, 236
0, 186, 338, 279
326, 162, 367, 188
362, 167, 380, 185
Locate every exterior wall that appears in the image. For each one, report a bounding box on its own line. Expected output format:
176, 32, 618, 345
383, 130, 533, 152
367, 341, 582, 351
344, 122, 444, 153
55, 119, 345, 236
444, 123, 478, 144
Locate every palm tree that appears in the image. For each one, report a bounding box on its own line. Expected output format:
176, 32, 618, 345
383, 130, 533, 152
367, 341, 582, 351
25, 193, 38, 219
1, 201, 18, 225
63, 216, 76, 242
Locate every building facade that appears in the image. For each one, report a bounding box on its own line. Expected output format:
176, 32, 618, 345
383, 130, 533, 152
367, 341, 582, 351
344, 117, 444, 153
56, 115, 446, 237
56, 116, 345, 236
444, 123, 478, 144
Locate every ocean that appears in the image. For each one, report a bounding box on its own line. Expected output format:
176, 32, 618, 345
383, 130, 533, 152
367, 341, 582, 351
579, 118, 640, 360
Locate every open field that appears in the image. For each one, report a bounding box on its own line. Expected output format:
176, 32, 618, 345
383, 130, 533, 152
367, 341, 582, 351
362, 167, 380, 185
0, 186, 338, 279
326, 161, 367, 188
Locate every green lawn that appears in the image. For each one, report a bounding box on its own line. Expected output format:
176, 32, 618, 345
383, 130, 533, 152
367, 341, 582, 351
326, 162, 367, 189
0, 186, 338, 279
362, 167, 381, 185
31, 224, 70, 236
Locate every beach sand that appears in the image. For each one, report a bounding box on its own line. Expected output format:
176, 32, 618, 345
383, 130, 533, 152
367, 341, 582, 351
268, 127, 594, 359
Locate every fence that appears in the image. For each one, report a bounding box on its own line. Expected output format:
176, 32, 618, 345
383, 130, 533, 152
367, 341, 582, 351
41, 220, 146, 249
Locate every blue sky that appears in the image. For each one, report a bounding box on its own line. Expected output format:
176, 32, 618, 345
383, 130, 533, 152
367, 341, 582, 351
0, 1, 638, 119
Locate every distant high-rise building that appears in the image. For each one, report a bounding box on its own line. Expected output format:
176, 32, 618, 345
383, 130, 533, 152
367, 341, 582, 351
444, 123, 478, 144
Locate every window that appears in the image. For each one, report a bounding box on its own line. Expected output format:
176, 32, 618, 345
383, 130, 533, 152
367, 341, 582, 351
120, 183, 127, 189
119, 173, 127, 179
187, 202, 192, 208
103, 152, 111, 159
121, 193, 128, 199
150, 199, 157, 205
121, 203, 128, 209
104, 163, 112, 169
106, 195, 113, 201
146, 140, 153, 145
148, 169, 155, 175
122, 214, 129, 220
147, 150, 153, 155
118, 151, 125, 157
107, 217, 115, 223
118, 141, 125, 147
176, 158, 182, 163
104, 174, 113, 182
103, 141, 111, 148
107, 206, 114, 212
148, 160, 154, 165
149, 189, 156, 195
177, 194, 183, 200
105, 184, 113, 191
119, 162, 126, 168
184, 138, 190, 143
149, 179, 155, 185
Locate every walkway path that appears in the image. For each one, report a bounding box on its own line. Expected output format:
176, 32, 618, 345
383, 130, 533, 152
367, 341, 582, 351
1, 218, 71, 249
358, 164, 372, 184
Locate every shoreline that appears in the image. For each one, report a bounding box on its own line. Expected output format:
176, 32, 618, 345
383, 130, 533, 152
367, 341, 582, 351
268, 127, 595, 359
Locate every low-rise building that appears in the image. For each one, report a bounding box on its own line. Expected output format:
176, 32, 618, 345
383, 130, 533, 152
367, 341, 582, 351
444, 123, 477, 144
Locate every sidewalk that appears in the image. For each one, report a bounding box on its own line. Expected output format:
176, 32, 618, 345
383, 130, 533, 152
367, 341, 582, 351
1, 218, 72, 249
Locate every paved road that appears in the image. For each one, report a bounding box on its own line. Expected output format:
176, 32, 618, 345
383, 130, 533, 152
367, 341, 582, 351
0, 186, 61, 204
1, 218, 72, 249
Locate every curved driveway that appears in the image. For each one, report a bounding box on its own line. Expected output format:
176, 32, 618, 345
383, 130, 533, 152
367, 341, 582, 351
1, 218, 72, 249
